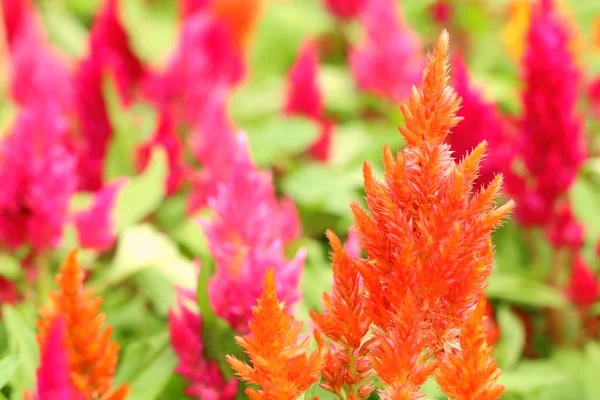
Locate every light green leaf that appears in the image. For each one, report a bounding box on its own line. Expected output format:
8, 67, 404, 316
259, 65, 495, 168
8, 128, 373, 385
583, 342, 600, 399
495, 306, 525, 370
169, 218, 209, 259
0, 355, 17, 390
39, 0, 88, 58
0, 254, 22, 280
319, 66, 360, 116
3, 306, 38, 396
230, 78, 285, 124
571, 176, 600, 244
114, 148, 168, 232
487, 272, 567, 308
500, 361, 572, 394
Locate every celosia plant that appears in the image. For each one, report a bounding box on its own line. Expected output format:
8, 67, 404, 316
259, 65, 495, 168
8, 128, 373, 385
229, 31, 513, 399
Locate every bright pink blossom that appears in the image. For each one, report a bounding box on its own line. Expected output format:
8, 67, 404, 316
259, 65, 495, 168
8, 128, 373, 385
169, 287, 238, 400
350, 0, 423, 103
180, 0, 211, 19
137, 108, 184, 195
506, 0, 586, 226
1, 0, 33, 49
547, 203, 584, 251
202, 135, 305, 333
588, 76, 600, 119
26, 317, 85, 400
448, 56, 512, 188
74, 179, 126, 252
309, 121, 335, 162
0, 106, 77, 250
323, 0, 367, 20
344, 226, 361, 259
430, 0, 452, 24
567, 255, 599, 308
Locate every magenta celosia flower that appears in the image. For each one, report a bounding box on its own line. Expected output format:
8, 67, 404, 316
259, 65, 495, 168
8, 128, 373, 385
588, 76, 600, 119
323, 0, 367, 20
137, 107, 184, 195
447, 55, 512, 188
26, 317, 84, 400
144, 12, 243, 127
169, 287, 238, 400
506, 0, 585, 226
350, 0, 423, 103
0, 278, 20, 305
180, 0, 211, 19
0, 106, 77, 250
74, 179, 126, 252
566, 255, 599, 308
547, 203, 584, 251
1, 0, 33, 49
201, 134, 305, 333
309, 121, 335, 162
429, 0, 452, 24
89, 0, 145, 105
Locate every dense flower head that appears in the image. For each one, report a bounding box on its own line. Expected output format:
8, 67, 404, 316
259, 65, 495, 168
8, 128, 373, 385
74, 179, 125, 251
227, 269, 326, 400
25, 317, 85, 400
37, 250, 128, 399
448, 55, 512, 188
89, 0, 145, 105
505, 0, 585, 226
169, 287, 238, 399
0, 105, 77, 250
350, 0, 423, 102
566, 255, 599, 308
202, 134, 305, 332
323, 0, 367, 20
547, 202, 584, 250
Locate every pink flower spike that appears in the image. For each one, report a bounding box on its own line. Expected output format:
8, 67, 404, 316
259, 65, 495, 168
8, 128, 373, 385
588, 76, 600, 120
74, 179, 126, 252
323, 0, 367, 20
137, 107, 184, 195
26, 317, 85, 400
90, 0, 145, 105
169, 287, 238, 400
345, 226, 361, 259
309, 120, 335, 162
180, 0, 211, 19
350, 0, 423, 103
1, 0, 34, 49
285, 40, 323, 120
567, 255, 599, 308
547, 203, 584, 251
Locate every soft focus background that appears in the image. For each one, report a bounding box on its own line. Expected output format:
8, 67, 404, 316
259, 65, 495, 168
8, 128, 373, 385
1, 0, 600, 399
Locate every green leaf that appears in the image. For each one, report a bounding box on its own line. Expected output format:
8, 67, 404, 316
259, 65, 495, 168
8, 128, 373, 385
486, 272, 567, 308
0, 355, 17, 390
230, 78, 285, 124
39, 0, 88, 58
0, 254, 22, 280
247, 116, 319, 167
2, 305, 38, 396
114, 148, 168, 232
571, 176, 600, 244
114, 331, 177, 400
583, 342, 600, 399
319, 66, 360, 116
500, 361, 572, 394
495, 306, 525, 370
169, 218, 209, 259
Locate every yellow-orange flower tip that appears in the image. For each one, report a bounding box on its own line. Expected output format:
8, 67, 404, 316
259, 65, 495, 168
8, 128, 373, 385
212, 0, 266, 51
399, 30, 462, 148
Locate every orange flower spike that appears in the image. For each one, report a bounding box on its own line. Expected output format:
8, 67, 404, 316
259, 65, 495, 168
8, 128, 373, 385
212, 0, 266, 50
310, 230, 373, 398
37, 250, 128, 400
435, 297, 505, 400
227, 269, 326, 400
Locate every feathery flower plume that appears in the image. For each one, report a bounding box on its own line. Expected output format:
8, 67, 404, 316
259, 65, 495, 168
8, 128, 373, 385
202, 134, 305, 332
350, 0, 423, 102
505, 0, 585, 226
435, 297, 505, 400
25, 317, 85, 400
323, 0, 367, 20
169, 287, 238, 399
352, 31, 511, 396
285, 40, 335, 162
566, 255, 599, 308
227, 269, 326, 399
36, 250, 128, 399
310, 231, 373, 398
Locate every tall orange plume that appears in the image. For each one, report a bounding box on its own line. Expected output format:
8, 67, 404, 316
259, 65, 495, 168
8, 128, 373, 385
226, 268, 326, 400
435, 297, 505, 399
37, 250, 128, 400
212, 0, 266, 50
310, 230, 373, 398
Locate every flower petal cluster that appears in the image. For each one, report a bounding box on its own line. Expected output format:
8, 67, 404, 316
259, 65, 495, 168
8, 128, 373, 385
323, 0, 367, 20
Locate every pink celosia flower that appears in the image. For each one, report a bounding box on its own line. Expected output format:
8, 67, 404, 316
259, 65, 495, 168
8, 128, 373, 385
0, 278, 20, 305
180, 0, 211, 19
169, 287, 238, 400
285, 41, 335, 162
25, 317, 85, 400
145, 12, 243, 127
137, 107, 184, 195
0, 106, 77, 250
547, 203, 584, 250
90, 0, 145, 105
566, 255, 599, 308
506, 0, 585, 226
202, 134, 305, 333
344, 226, 361, 259
430, 0, 453, 24
350, 0, 423, 103
1, 0, 33, 49
74, 179, 126, 252
588, 76, 600, 119
447, 55, 512, 188
323, 0, 367, 20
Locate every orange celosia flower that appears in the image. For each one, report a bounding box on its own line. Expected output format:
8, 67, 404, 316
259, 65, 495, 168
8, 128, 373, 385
37, 250, 128, 400
310, 230, 373, 398
211, 0, 266, 50
435, 297, 505, 400
227, 268, 326, 400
